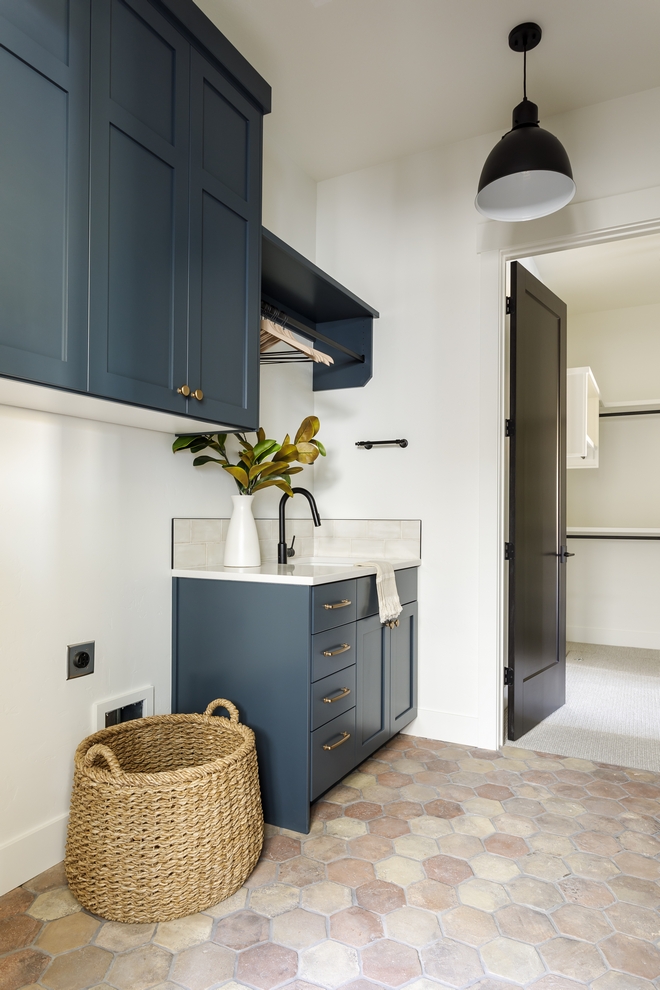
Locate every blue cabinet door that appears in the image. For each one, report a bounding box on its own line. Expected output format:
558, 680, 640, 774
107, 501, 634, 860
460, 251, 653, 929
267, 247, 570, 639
0, 0, 90, 389
355, 613, 390, 761
390, 601, 418, 732
88, 0, 190, 412
186, 49, 261, 429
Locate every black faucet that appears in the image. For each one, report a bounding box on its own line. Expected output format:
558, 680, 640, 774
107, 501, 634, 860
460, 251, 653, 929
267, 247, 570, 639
278, 487, 321, 563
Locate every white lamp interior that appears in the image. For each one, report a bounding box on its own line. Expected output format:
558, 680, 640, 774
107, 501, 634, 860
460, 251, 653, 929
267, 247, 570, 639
476, 170, 576, 221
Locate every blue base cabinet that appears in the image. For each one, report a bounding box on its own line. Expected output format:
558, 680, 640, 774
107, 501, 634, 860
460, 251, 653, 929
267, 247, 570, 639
173, 568, 418, 833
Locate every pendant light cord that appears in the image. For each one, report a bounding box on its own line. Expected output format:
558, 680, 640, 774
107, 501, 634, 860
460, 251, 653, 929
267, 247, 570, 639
523, 47, 527, 100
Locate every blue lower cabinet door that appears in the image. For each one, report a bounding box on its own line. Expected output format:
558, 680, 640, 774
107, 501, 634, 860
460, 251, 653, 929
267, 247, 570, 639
0, 1, 90, 389
310, 708, 356, 801
390, 601, 418, 732
88, 0, 190, 412
356, 613, 391, 761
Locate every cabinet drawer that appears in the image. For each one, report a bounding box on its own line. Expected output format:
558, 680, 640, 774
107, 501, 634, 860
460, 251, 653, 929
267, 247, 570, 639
310, 707, 356, 801
312, 580, 356, 632
311, 624, 356, 682
356, 567, 418, 619
312, 667, 356, 729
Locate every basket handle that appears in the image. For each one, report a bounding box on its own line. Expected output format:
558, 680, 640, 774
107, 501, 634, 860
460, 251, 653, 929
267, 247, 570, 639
83, 743, 123, 776
204, 698, 239, 722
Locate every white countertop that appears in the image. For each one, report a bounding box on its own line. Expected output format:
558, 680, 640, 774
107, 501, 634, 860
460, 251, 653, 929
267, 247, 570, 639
172, 557, 421, 586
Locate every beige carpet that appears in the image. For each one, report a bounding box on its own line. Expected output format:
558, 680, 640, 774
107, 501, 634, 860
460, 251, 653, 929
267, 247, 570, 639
507, 641, 660, 772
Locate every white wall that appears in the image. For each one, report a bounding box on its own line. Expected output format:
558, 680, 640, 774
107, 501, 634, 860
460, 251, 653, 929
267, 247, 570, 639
0, 139, 316, 895
566, 302, 660, 648
314, 86, 660, 750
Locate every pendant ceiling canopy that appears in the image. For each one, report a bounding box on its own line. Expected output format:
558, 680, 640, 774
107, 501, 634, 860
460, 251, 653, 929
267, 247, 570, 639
476, 23, 575, 222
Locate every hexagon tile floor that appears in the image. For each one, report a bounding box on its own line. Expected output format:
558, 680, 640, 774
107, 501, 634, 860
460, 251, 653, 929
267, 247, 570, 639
2, 736, 660, 990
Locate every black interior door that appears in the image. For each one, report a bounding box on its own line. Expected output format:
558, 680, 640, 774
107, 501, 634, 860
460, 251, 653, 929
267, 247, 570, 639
508, 261, 567, 740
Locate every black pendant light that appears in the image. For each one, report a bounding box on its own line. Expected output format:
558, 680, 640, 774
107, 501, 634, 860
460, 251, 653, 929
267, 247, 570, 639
476, 23, 575, 222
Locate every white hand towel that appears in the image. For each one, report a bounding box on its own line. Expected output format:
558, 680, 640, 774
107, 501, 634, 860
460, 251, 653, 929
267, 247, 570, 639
357, 560, 402, 625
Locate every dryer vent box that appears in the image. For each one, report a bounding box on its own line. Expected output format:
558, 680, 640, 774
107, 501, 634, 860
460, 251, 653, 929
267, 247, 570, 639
93, 687, 154, 731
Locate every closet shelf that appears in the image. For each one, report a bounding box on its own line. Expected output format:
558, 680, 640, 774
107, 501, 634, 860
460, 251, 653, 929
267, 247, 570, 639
261, 228, 378, 391
600, 399, 660, 417
567, 527, 660, 541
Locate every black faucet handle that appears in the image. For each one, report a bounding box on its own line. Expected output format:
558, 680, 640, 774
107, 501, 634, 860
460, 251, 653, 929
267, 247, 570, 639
287, 535, 296, 558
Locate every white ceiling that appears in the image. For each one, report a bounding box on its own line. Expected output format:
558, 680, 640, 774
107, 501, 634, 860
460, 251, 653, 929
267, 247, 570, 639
532, 234, 660, 314
196, 0, 660, 180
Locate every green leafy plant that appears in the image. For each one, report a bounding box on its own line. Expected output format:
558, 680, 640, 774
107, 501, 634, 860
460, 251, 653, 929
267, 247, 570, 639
172, 416, 325, 497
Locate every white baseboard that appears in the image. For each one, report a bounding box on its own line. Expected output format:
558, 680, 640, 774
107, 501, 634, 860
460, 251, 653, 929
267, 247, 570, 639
0, 813, 68, 896
567, 626, 660, 651
402, 708, 495, 749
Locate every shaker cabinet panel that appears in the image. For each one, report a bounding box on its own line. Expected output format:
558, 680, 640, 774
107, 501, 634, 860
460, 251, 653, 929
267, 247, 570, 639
88, 0, 189, 412
187, 50, 261, 428
0, 0, 89, 389
355, 614, 390, 761
390, 601, 418, 732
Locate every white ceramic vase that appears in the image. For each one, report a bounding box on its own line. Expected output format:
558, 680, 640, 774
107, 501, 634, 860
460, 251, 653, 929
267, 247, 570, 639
224, 494, 261, 567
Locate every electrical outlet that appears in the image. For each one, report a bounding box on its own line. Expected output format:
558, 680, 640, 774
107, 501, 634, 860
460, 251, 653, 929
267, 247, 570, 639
67, 641, 95, 679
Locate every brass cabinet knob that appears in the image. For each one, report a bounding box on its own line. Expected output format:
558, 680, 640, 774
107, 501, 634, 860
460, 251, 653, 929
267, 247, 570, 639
177, 385, 191, 397
191, 389, 204, 400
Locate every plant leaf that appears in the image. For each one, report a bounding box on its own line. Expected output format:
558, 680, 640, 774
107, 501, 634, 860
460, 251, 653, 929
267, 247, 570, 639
192, 455, 224, 466
222, 464, 249, 488
296, 442, 319, 461
248, 460, 286, 481
310, 439, 326, 456
214, 433, 228, 447
294, 416, 320, 444
239, 449, 255, 467
287, 466, 304, 474
257, 427, 266, 444
253, 439, 280, 462
273, 443, 298, 461
252, 478, 293, 496
237, 434, 254, 451
172, 434, 209, 452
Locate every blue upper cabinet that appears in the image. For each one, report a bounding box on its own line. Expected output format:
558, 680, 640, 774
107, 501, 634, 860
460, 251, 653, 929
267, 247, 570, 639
89, 0, 191, 413
0, 0, 269, 429
0, 0, 90, 390
186, 50, 261, 428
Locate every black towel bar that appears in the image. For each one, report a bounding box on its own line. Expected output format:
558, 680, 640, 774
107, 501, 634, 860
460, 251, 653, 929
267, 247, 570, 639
356, 439, 408, 449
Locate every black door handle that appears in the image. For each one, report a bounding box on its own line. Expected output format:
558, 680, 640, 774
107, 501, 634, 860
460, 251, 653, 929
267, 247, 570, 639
563, 551, 575, 557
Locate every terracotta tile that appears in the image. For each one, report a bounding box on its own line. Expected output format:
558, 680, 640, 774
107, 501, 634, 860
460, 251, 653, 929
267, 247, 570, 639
330, 906, 383, 946
442, 905, 497, 946
593, 974, 656, 990
356, 880, 405, 913
244, 859, 278, 887
42, 945, 113, 990
552, 903, 612, 941
434, 784, 475, 802
471, 853, 521, 883
368, 817, 410, 838
94, 921, 155, 951
413, 771, 450, 787
36, 912, 100, 954
299, 940, 360, 987
348, 834, 393, 862
535, 813, 580, 835
407, 879, 457, 911
608, 875, 660, 908
540, 937, 606, 982
531, 978, 587, 990
249, 883, 300, 918
23, 863, 68, 895
476, 784, 513, 801
483, 833, 528, 858
458, 879, 510, 912
577, 813, 622, 835
426, 759, 460, 774
325, 784, 361, 804
600, 933, 660, 980
0, 888, 34, 920
236, 942, 298, 989
423, 799, 464, 820
519, 852, 570, 881
470, 749, 501, 761
154, 914, 213, 952
587, 781, 627, 799
618, 812, 658, 835
421, 937, 484, 986
605, 902, 660, 941
492, 813, 536, 837
623, 782, 660, 798
453, 814, 495, 837
614, 853, 660, 880
303, 836, 347, 862
326, 817, 368, 840
506, 877, 564, 910
345, 802, 383, 821
564, 853, 620, 880
27, 888, 81, 922
424, 854, 473, 885
286, 982, 335, 990
278, 856, 326, 886
214, 910, 269, 949
301, 881, 352, 915
361, 784, 401, 805
470, 981, 521, 990
619, 797, 659, 816
579, 797, 623, 817
410, 815, 452, 838
262, 835, 301, 861
272, 907, 326, 949
374, 855, 425, 886
340, 982, 382, 990
203, 889, 248, 918
496, 903, 554, 943
0, 915, 42, 953
439, 833, 482, 859
522, 770, 557, 786
361, 938, 422, 987
0, 948, 49, 990
503, 797, 545, 817
574, 831, 621, 855
481, 936, 545, 983
392, 834, 438, 861
408, 748, 440, 762
312, 801, 343, 821
384, 801, 424, 820
327, 858, 375, 887
558, 876, 614, 907
170, 942, 234, 990
551, 784, 588, 800
378, 772, 413, 788
619, 831, 660, 856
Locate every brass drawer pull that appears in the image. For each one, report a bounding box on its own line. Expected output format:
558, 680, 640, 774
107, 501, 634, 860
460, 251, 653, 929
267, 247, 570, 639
323, 599, 351, 610
191, 388, 204, 400
386, 618, 400, 629
323, 731, 351, 751
323, 687, 351, 704
177, 384, 191, 397
322, 644, 351, 657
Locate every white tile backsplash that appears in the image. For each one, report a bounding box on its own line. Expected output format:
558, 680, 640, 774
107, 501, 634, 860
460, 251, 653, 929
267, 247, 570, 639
172, 518, 421, 569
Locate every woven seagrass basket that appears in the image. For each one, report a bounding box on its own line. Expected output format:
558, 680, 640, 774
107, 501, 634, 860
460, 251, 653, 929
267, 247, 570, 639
65, 699, 263, 923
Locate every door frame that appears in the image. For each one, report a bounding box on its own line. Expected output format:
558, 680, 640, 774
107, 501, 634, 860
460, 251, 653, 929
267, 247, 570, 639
478, 191, 660, 751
